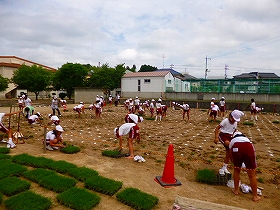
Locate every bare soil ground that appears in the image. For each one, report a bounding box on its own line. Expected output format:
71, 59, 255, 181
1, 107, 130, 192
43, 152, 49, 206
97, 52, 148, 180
1, 102, 280, 210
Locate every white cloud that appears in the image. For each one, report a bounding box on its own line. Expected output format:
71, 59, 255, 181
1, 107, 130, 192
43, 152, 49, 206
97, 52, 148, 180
1, 0, 280, 78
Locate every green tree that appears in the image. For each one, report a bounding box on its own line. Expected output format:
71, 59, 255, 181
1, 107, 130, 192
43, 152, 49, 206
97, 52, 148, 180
0, 75, 9, 92
139, 64, 157, 72
53, 63, 88, 99
12, 64, 52, 100
87, 63, 126, 95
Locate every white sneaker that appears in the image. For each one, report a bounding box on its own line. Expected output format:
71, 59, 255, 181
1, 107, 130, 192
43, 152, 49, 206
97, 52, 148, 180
219, 169, 225, 175
52, 146, 59, 150
224, 168, 231, 174
7, 140, 16, 149
46, 145, 54, 151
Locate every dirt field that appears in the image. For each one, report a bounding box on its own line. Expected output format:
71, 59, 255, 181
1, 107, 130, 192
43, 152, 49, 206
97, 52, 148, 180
1, 102, 280, 210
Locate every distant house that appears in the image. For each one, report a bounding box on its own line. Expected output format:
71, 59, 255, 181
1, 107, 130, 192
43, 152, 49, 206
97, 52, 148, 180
121, 69, 191, 99
233, 72, 280, 93
0, 56, 56, 98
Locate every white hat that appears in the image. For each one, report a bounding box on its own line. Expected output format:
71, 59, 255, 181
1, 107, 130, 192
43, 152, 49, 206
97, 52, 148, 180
136, 96, 138, 99
231, 110, 244, 122
48, 114, 52, 118
221, 97, 225, 99
114, 127, 118, 135
129, 98, 132, 100
80, 102, 84, 104
151, 99, 155, 101
139, 117, 144, 122
36, 112, 41, 116
211, 97, 215, 100
211, 102, 214, 105
233, 131, 243, 137
55, 125, 64, 132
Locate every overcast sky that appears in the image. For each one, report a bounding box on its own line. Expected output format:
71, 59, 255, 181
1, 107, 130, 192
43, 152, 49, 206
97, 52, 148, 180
1, 0, 280, 79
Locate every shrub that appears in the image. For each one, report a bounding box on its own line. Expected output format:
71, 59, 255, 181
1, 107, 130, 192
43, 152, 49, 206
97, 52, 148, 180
196, 169, 217, 185
60, 145, 81, 154
0, 147, 10, 154
116, 187, 159, 210
57, 187, 100, 210
39, 173, 77, 193
67, 167, 98, 182
0, 176, 31, 196
144, 117, 155, 121
0, 192, 2, 204
4, 190, 52, 210
23, 168, 55, 183
85, 176, 123, 195
47, 160, 77, 174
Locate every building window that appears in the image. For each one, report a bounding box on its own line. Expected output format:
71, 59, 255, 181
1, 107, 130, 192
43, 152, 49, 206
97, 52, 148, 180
168, 79, 172, 84
144, 79, 150, 83
138, 79, 141, 91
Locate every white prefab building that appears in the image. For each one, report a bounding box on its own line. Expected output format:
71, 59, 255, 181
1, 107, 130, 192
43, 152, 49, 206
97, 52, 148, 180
121, 71, 190, 99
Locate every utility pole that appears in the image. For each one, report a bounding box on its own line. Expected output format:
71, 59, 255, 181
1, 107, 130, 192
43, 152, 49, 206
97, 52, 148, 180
225, 64, 229, 79
162, 54, 165, 68
205, 55, 211, 80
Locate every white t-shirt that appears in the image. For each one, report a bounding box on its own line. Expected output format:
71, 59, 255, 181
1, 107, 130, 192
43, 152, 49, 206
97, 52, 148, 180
29, 115, 39, 121
118, 123, 136, 136
182, 104, 190, 110
51, 115, 59, 121
229, 136, 250, 149
211, 104, 220, 111
0, 113, 5, 122
219, 118, 237, 134
46, 130, 63, 140
128, 114, 139, 123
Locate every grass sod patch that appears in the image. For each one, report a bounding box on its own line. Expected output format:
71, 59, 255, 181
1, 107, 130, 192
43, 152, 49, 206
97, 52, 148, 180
0, 160, 28, 179
4, 190, 52, 210
57, 187, 101, 210
0, 147, 10, 154
85, 176, 123, 196
196, 168, 217, 185
47, 160, 77, 174
272, 120, 280, 124
67, 167, 98, 182
60, 145, 81, 154
22, 168, 56, 183
0, 176, 31, 196
102, 150, 127, 158
39, 173, 77, 193
116, 187, 159, 210
12, 154, 55, 168
0, 154, 11, 160
243, 121, 254, 126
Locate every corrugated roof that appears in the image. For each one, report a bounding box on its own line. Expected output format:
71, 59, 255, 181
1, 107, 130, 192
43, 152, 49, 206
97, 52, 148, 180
122, 71, 170, 78
156, 68, 182, 76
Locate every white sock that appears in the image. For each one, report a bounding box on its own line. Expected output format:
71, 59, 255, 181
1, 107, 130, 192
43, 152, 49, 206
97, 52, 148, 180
159, 116, 162, 121
155, 116, 157, 121
222, 163, 228, 170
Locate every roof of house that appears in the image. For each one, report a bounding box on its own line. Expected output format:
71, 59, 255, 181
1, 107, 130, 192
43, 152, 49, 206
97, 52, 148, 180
156, 68, 183, 76
233, 72, 280, 79
182, 73, 199, 80
0, 56, 56, 72
122, 71, 170, 78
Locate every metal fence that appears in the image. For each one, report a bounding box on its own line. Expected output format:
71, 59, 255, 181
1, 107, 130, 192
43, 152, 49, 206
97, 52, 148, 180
185, 78, 280, 94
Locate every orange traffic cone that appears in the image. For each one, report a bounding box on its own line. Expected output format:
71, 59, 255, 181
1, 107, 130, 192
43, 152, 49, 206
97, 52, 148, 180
155, 144, 182, 187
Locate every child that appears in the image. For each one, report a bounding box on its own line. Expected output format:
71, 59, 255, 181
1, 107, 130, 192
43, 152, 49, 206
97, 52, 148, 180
28, 112, 42, 125
214, 110, 244, 174
45, 125, 65, 151
219, 97, 226, 119
208, 102, 220, 122
48, 114, 60, 125
0, 110, 21, 148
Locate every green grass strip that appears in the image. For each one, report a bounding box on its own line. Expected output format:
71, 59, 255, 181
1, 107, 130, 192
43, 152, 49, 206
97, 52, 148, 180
67, 167, 98, 182
102, 150, 126, 158
85, 175, 122, 196
60, 145, 81, 154
39, 173, 77, 193
23, 168, 56, 183
12, 154, 55, 168
0, 176, 31, 196
0, 147, 10, 154
47, 160, 77, 174
57, 187, 100, 210
4, 190, 52, 210
196, 168, 217, 185
116, 187, 159, 210
0, 160, 27, 179
0, 154, 11, 160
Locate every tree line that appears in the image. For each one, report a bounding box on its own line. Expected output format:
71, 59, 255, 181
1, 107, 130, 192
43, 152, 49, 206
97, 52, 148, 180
0, 63, 157, 99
